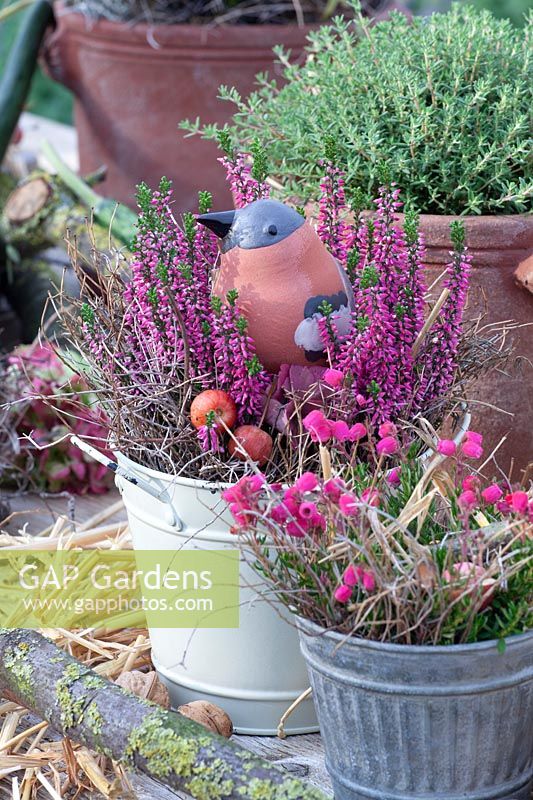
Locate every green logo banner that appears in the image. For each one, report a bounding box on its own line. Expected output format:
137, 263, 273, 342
0, 549, 240, 630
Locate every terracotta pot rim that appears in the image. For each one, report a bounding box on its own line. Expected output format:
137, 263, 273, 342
304, 201, 533, 225
53, 3, 317, 46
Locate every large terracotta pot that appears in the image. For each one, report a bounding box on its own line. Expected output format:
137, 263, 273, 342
43, 5, 313, 212
418, 214, 533, 476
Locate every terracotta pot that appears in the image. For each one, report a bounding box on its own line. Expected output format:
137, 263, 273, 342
417, 214, 533, 476
305, 205, 533, 474
43, 4, 314, 212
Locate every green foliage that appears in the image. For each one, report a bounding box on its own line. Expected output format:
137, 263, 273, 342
195, 3, 532, 215
198, 190, 213, 214
250, 138, 268, 184
0, 11, 72, 125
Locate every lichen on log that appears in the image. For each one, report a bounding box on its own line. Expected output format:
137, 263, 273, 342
0, 629, 327, 800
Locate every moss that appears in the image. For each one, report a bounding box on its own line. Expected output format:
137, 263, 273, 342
4, 642, 35, 702
55, 663, 88, 730
82, 675, 105, 690
86, 701, 103, 736
238, 778, 326, 800
185, 758, 234, 799
124, 710, 200, 780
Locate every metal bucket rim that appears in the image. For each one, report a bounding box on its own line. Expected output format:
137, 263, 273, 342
115, 449, 233, 491
297, 615, 533, 655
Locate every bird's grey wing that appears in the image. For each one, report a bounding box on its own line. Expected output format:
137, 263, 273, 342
295, 288, 353, 363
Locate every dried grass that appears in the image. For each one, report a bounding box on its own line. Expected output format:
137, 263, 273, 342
0, 511, 153, 800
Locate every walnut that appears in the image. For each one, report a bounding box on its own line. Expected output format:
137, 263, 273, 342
178, 700, 233, 738
115, 670, 170, 709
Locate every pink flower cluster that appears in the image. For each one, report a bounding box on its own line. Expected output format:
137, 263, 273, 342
415, 221, 472, 410
219, 151, 270, 209
334, 563, 376, 604
317, 161, 350, 265
212, 295, 271, 423
303, 410, 400, 460
458, 475, 532, 519
303, 409, 367, 444
315, 162, 471, 426
94, 177, 271, 440
437, 430, 484, 461
5, 345, 112, 494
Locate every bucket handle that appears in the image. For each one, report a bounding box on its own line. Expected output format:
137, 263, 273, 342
70, 436, 183, 530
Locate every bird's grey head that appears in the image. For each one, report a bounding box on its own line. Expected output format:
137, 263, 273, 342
197, 199, 305, 254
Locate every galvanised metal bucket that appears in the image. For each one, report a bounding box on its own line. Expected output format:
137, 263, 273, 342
114, 451, 318, 736
297, 617, 533, 800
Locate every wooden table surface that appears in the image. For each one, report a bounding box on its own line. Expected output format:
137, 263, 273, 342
0, 489, 333, 799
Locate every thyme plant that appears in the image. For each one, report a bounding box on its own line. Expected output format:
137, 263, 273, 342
189, 2, 532, 214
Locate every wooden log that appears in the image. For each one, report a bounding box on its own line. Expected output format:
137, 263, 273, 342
4, 177, 51, 224
1, 173, 122, 256
0, 629, 327, 800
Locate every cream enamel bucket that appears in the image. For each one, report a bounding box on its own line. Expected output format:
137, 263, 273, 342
115, 451, 318, 735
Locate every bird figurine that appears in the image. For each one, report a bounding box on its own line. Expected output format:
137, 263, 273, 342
197, 198, 353, 374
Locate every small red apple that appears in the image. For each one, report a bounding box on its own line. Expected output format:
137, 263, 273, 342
190, 390, 237, 432
228, 425, 273, 467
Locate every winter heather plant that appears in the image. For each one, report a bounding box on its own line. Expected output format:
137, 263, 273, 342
224, 423, 532, 646
55, 139, 504, 482
0, 345, 112, 494
187, 3, 533, 214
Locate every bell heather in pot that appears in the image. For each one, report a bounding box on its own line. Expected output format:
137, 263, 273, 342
224, 421, 532, 646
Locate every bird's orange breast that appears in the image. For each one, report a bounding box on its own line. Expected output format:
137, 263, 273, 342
212, 223, 346, 374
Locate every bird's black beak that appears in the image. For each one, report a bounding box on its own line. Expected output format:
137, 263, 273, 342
196, 210, 235, 239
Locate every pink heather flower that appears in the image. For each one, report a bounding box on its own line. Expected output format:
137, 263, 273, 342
437, 439, 457, 457
387, 467, 401, 486
465, 431, 483, 446
334, 584, 353, 604
219, 152, 270, 208
414, 231, 470, 413
362, 571, 376, 592
270, 504, 289, 524
361, 488, 380, 507
481, 484, 503, 504
299, 501, 319, 520
282, 494, 299, 516
287, 520, 306, 538
343, 564, 363, 587
378, 422, 397, 438
295, 472, 319, 493
462, 475, 481, 492
303, 410, 333, 444
461, 440, 484, 459
355, 394, 367, 407
317, 161, 350, 265
324, 368, 344, 388
323, 477, 345, 501
506, 491, 529, 514
332, 420, 351, 442
458, 489, 478, 512
339, 493, 359, 517
249, 474, 265, 492
349, 423, 367, 441
376, 436, 398, 456
310, 510, 327, 530
197, 424, 223, 454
